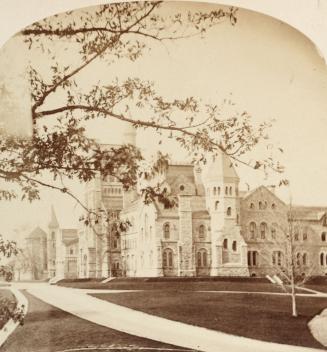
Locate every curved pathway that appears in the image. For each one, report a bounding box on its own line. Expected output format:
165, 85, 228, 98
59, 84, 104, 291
11, 283, 326, 352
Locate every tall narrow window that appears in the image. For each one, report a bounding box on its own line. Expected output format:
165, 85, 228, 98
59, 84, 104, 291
322, 232, 326, 242
223, 238, 228, 250
249, 222, 256, 238
199, 225, 205, 240
232, 240, 237, 252
250, 203, 255, 210
303, 253, 307, 266
303, 229, 308, 241
215, 201, 219, 211
320, 253, 324, 266
227, 207, 232, 216
218, 187, 221, 195
229, 186, 232, 195
197, 249, 208, 267
259, 201, 263, 210
225, 186, 228, 195
271, 224, 277, 239
163, 249, 173, 268
163, 223, 170, 239
213, 187, 217, 195
260, 222, 267, 239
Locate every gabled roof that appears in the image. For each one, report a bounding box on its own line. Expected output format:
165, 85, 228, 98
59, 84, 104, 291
291, 206, 327, 221
242, 185, 286, 206
28, 226, 47, 239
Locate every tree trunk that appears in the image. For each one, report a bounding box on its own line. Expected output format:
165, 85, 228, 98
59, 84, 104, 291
290, 271, 298, 317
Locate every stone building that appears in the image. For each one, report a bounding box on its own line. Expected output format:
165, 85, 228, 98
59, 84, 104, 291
47, 206, 79, 279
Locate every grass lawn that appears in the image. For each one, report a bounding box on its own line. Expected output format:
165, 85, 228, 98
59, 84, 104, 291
91, 290, 327, 349
58, 277, 308, 293
2, 290, 188, 352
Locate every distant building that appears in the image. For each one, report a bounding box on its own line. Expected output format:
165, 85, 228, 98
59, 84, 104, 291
47, 206, 78, 279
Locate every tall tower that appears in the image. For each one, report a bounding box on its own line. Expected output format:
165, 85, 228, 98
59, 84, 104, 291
47, 205, 59, 278
203, 152, 249, 276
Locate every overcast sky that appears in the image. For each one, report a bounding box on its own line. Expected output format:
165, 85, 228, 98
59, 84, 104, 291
0, 2, 327, 239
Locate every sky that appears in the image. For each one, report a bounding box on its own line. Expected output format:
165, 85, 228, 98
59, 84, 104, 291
0, 2, 327, 240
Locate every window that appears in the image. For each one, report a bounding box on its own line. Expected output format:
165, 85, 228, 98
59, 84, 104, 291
249, 222, 256, 238
229, 186, 232, 195
223, 238, 228, 250
322, 232, 326, 242
227, 207, 232, 216
217, 187, 221, 195
199, 225, 205, 240
179, 185, 185, 191
236, 214, 239, 225
303, 230, 308, 241
215, 201, 219, 211
259, 201, 263, 210
250, 203, 255, 210
272, 251, 283, 266
70, 248, 73, 255
232, 240, 237, 252
225, 186, 228, 195
163, 223, 170, 239
271, 223, 277, 239
294, 227, 299, 241
197, 249, 208, 267
296, 252, 301, 266
320, 253, 325, 266
303, 253, 307, 266
163, 249, 173, 268
260, 222, 267, 239
213, 187, 217, 195
272, 203, 276, 210
248, 251, 258, 266
51, 231, 55, 241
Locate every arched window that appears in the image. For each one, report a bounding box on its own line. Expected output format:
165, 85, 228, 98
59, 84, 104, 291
296, 252, 301, 266
229, 186, 232, 195
225, 186, 228, 195
197, 249, 208, 267
199, 225, 205, 240
227, 207, 232, 216
250, 203, 255, 210
249, 222, 256, 238
223, 238, 228, 250
217, 187, 221, 195
260, 222, 267, 239
322, 232, 326, 242
247, 251, 258, 266
303, 229, 308, 241
320, 253, 324, 266
163, 223, 170, 239
215, 201, 219, 211
303, 253, 307, 266
213, 187, 217, 195
232, 240, 237, 252
163, 249, 173, 268
259, 201, 263, 210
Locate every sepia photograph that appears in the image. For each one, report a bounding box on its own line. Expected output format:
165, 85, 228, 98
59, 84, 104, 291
0, 1, 327, 351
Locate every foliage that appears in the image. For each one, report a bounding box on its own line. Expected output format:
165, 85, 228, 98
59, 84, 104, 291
0, 296, 25, 327
0, 2, 285, 224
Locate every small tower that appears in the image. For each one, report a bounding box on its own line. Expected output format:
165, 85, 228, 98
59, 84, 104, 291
203, 152, 249, 276
122, 121, 136, 146
47, 205, 59, 278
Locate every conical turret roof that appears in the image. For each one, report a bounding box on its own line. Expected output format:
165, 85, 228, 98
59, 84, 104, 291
204, 151, 239, 183
48, 205, 59, 228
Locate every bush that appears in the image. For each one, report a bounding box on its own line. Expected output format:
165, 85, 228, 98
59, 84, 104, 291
0, 297, 25, 328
